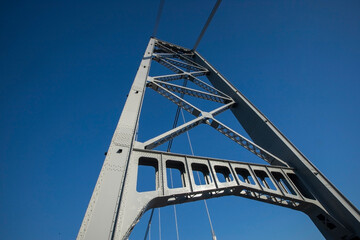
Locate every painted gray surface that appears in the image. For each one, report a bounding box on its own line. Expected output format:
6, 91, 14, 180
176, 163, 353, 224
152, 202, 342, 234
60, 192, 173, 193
77, 38, 360, 239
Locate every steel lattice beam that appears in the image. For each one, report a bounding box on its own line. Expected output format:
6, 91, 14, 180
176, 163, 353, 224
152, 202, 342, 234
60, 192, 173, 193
77, 38, 360, 240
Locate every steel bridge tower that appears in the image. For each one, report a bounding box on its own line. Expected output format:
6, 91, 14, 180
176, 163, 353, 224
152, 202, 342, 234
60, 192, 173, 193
77, 38, 360, 240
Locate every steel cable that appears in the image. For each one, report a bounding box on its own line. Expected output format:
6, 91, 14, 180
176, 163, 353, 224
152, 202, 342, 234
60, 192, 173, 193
180, 109, 217, 240
152, 0, 165, 37
193, 0, 222, 51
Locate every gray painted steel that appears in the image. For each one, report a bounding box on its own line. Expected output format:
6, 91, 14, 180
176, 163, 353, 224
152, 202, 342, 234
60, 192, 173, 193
77, 38, 360, 240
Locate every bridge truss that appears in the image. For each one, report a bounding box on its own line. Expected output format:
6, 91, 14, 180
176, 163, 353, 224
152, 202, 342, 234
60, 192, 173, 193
77, 38, 360, 240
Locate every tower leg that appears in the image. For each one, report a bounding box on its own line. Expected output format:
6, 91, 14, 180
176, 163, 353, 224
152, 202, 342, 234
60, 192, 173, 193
77, 38, 155, 240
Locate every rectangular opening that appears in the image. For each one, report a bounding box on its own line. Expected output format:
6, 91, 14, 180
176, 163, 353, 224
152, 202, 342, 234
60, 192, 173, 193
254, 170, 277, 190
166, 160, 186, 189
235, 168, 255, 185
287, 173, 315, 200
271, 172, 296, 195
214, 165, 233, 183
191, 163, 212, 185
136, 157, 158, 192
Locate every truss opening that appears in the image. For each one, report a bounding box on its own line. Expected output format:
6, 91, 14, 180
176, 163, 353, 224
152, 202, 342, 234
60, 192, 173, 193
254, 170, 277, 191
214, 165, 233, 183
136, 157, 158, 192
235, 168, 255, 185
271, 172, 297, 195
136, 87, 184, 148
166, 160, 186, 189
191, 163, 212, 185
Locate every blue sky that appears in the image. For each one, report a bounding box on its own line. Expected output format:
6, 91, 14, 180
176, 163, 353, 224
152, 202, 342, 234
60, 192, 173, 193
1, 0, 359, 239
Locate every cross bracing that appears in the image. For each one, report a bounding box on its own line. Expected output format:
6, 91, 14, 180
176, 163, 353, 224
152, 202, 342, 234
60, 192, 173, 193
77, 38, 360, 240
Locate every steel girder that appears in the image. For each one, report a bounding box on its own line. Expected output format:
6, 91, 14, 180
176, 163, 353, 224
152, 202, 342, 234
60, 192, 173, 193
77, 38, 360, 240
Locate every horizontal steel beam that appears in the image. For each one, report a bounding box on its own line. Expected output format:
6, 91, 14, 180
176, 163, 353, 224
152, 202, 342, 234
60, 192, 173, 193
153, 56, 184, 73
162, 57, 207, 71
154, 80, 231, 103
118, 148, 352, 240
152, 73, 188, 82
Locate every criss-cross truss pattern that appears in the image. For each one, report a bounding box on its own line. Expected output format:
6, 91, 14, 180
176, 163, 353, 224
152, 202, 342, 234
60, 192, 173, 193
77, 38, 360, 240
143, 41, 288, 167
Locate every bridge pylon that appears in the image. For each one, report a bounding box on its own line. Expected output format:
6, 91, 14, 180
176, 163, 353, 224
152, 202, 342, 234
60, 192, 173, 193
77, 38, 360, 240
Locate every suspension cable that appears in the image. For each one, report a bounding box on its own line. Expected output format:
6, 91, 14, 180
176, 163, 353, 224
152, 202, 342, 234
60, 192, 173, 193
169, 169, 180, 240
158, 208, 162, 240
167, 79, 189, 152
180, 109, 217, 240
165, 73, 217, 239
152, 0, 165, 37
193, 0, 222, 51
162, 79, 190, 240
143, 208, 155, 240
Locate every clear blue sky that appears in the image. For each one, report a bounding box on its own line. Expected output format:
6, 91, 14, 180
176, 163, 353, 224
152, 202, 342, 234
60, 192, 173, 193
1, 0, 359, 239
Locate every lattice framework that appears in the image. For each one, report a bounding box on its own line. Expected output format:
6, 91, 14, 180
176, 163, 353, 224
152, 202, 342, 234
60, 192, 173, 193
77, 38, 360, 240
